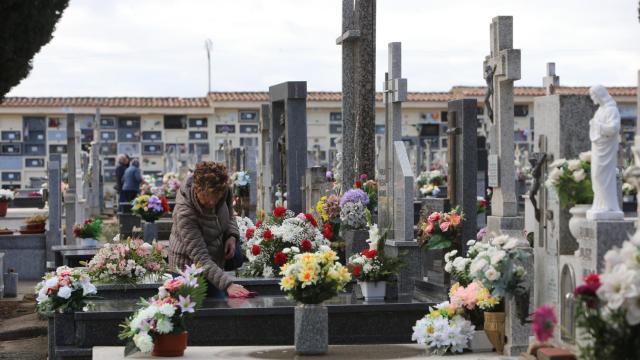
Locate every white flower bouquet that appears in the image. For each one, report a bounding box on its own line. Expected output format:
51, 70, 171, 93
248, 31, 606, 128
35, 266, 97, 316
119, 264, 207, 356
545, 151, 593, 208
0, 189, 15, 202
339, 201, 369, 230
411, 301, 475, 355
84, 237, 168, 284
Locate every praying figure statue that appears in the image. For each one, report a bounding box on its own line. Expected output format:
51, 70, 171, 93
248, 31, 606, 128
587, 85, 624, 220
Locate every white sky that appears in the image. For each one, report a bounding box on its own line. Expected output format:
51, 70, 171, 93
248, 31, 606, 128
7, 0, 640, 97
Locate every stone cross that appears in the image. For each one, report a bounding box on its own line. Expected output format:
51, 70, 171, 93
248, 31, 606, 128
64, 113, 77, 245
46, 154, 63, 268
483, 16, 521, 219
336, 0, 376, 185
378, 42, 407, 239
543, 62, 560, 96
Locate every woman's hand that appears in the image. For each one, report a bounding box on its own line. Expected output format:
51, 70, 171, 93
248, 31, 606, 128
226, 283, 250, 297
224, 237, 236, 260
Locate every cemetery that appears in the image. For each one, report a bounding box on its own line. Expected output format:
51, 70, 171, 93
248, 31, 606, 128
0, 1, 639, 360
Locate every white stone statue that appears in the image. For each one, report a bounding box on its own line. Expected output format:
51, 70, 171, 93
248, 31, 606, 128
587, 85, 623, 220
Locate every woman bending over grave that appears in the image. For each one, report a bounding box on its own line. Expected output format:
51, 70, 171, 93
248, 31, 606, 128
168, 161, 250, 298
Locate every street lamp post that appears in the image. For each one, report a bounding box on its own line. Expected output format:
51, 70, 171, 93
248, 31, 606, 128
205, 39, 213, 93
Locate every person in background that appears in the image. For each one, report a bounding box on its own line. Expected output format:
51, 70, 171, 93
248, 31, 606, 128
114, 154, 130, 212
169, 161, 249, 298
121, 159, 143, 204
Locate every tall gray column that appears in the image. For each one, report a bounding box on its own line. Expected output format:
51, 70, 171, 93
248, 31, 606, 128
64, 114, 77, 245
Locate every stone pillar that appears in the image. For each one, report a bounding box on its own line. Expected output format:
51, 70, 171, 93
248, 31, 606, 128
47, 154, 63, 268
89, 141, 101, 217
64, 114, 77, 245
269, 81, 308, 214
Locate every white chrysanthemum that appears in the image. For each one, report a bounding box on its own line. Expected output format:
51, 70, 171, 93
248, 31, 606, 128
567, 159, 581, 171
470, 258, 488, 275
57, 286, 72, 299
490, 250, 506, 265
262, 266, 274, 278
156, 317, 174, 334
579, 151, 591, 163
466, 239, 476, 246
133, 332, 154, 353
573, 168, 586, 182
444, 250, 458, 262
485, 267, 501, 281
452, 257, 470, 272
597, 264, 639, 310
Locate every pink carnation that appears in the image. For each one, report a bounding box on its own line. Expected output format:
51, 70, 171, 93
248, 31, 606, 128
439, 221, 451, 232
532, 304, 557, 343
164, 278, 184, 292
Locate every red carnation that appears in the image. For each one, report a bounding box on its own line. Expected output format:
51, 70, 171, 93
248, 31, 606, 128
256, 220, 263, 228
354, 180, 362, 188
251, 244, 261, 256
274, 207, 287, 218
274, 252, 288, 266
263, 229, 273, 241
574, 273, 602, 307
362, 249, 378, 259
304, 213, 318, 227
323, 223, 333, 240
73, 228, 81, 237
300, 239, 313, 252
245, 228, 255, 240
352, 265, 362, 277
84, 219, 91, 225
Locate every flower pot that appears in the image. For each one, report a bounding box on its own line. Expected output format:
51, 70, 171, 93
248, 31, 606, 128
143, 222, 158, 243
2, 272, 18, 298
359, 281, 386, 301
484, 311, 505, 353
151, 332, 188, 357
568, 204, 590, 241
294, 304, 328, 355
79, 238, 98, 247
26, 223, 45, 232
0, 201, 8, 217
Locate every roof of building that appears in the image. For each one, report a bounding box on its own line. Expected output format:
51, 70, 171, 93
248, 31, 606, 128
1, 87, 636, 108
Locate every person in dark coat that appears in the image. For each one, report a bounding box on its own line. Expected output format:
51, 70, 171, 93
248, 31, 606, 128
115, 154, 129, 212
121, 159, 143, 203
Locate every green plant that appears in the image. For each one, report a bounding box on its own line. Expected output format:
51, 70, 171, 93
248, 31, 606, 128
25, 214, 48, 225
545, 154, 593, 208
73, 218, 102, 239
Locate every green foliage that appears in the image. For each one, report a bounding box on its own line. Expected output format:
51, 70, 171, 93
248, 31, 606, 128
550, 161, 593, 209
0, 0, 69, 100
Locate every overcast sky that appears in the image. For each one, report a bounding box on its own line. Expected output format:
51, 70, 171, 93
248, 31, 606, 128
7, 0, 640, 97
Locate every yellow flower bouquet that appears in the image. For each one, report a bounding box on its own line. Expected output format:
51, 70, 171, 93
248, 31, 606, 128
279, 246, 351, 304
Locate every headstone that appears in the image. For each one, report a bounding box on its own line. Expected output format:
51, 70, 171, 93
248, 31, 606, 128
532, 63, 596, 342
483, 16, 531, 355
258, 104, 273, 213
303, 166, 328, 213
336, 0, 376, 184
47, 154, 63, 269
269, 81, 307, 214
64, 114, 78, 245
447, 99, 478, 247
89, 142, 101, 217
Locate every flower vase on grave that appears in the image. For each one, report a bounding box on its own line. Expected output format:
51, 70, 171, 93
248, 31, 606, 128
151, 332, 188, 357
359, 281, 386, 301
568, 204, 591, 242
80, 238, 98, 247
483, 311, 505, 353
143, 221, 158, 243
295, 304, 328, 355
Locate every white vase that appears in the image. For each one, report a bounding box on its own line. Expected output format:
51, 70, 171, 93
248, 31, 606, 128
80, 238, 98, 247
568, 204, 590, 241
359, 281, 386, 301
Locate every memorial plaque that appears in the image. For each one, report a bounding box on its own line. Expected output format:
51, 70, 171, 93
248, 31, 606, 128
488, 154, 499, 187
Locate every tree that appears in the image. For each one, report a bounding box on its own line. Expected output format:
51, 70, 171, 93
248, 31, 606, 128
0, 0, 69, 100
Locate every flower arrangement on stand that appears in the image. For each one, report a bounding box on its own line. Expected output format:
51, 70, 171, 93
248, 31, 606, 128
417, 208, 463, 250
132, 194, 170, 223
73, 218, 103, 247
315, 194, 344, 258
339, 189, 370, 231
354, 174, 378, 214
279, 246, 351, 355
347, 224, 402, 301
119, 264, 207, 357
416, 170, 447, 197
35, 266, 97, 316
84, 237, 168, 284
545, 152, 593, 208
161, 173, 181, 199
411, 301, 475, 355
0, 188, 15, 217
572, 234, 640, 359
242, 208, 330, 278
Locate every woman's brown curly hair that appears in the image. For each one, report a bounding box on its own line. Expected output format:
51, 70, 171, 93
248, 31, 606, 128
192, 161, 230, 195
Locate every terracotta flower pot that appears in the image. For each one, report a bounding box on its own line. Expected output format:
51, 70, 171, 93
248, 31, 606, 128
26, 223, 45, 232
0, 201, 8, 217
483, 311, 505, 353
151, 332, 188, 357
